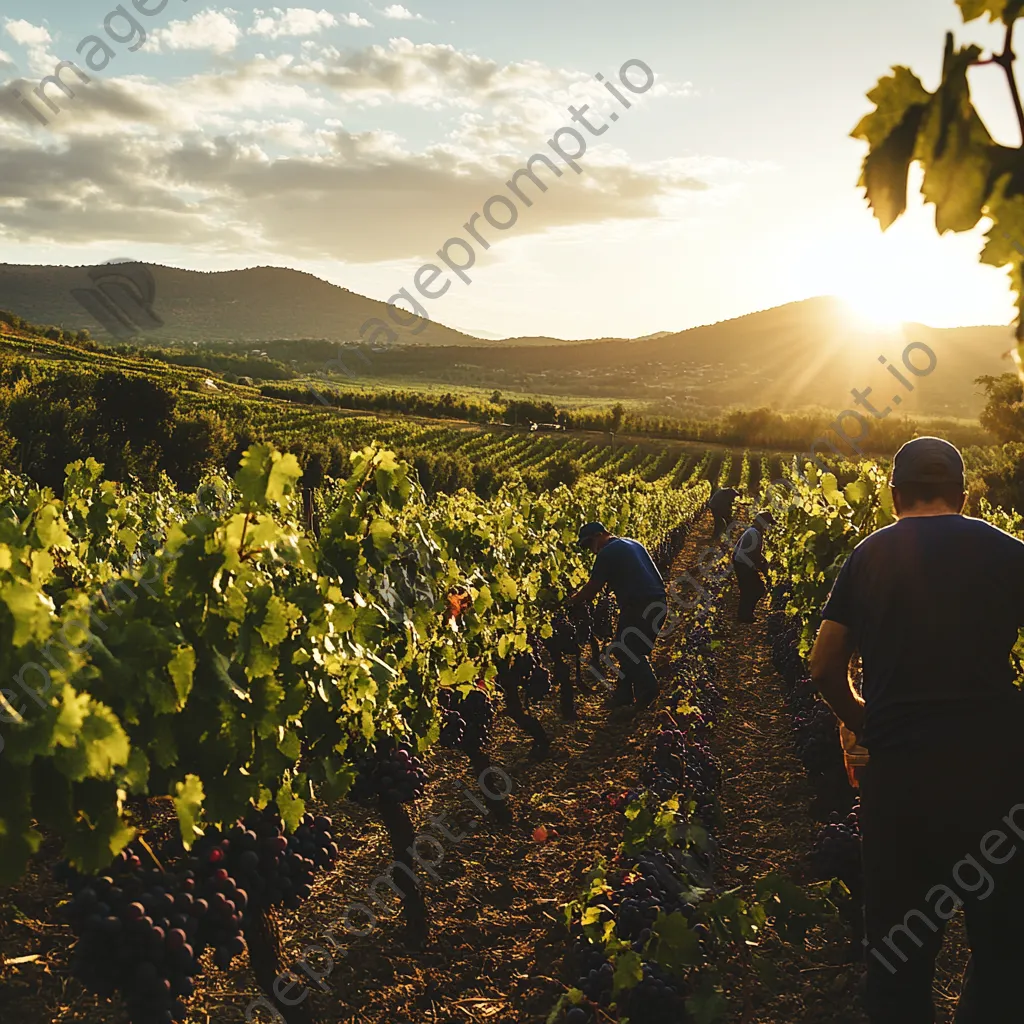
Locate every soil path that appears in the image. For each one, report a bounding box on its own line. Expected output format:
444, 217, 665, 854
708, 523, 967, 1024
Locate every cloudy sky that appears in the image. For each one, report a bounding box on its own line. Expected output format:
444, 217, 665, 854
0, 1, 1019, 339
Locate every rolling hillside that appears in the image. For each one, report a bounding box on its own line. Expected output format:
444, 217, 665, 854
0, 264, 1011, 417
0, 262, 483, 346
346, 298, 1011, 418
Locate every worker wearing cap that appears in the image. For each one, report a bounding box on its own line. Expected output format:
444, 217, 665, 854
809, 437, 1024, 1023
567, 522, 667, 707
732, 510, 775, 623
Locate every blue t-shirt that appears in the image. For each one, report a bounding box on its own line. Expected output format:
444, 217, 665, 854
822, 515, 1024, 751
592, 537, 666, 611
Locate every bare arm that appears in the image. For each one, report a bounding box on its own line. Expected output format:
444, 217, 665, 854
809, 620, 865, 738
567, 577, 603, 608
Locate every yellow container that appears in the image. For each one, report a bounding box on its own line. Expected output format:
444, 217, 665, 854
840, 724, 869, 789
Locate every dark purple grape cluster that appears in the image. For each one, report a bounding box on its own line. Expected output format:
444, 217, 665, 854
592, 592, 614, 639
791, 695, 844, 777
191, 808, 340, 915
564, 1006, 594, 1024
814, 799, 862, 889
439, 688, 494, 754
570, 603, 593, 648
683, 741, 721, 800
60, 808, 341, 1024
351, 740, 427, 804
575, 950, 614, 1008
62, 852, 209, 1024
545, 614, 579, 659
439, 704, 467, 748
619, 962, 692, 1024
652, 728, 685, 766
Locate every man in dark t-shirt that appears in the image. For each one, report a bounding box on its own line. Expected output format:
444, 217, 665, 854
810, 437, 1024, 1023
568, 522, 667, 707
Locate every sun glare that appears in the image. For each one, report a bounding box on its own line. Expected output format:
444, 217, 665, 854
792, 191, 1015, 331
838, 294, 906, 334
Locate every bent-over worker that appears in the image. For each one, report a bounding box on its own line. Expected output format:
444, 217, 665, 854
567, 522, 667, 708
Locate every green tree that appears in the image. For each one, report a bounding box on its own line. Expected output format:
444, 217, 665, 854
978, 373, 1024, 441
161, 410, 235, 490
610, 402, 625, 434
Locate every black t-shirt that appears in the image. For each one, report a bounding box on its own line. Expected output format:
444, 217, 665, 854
822, 515, 1024, 751
709, 488, 740, 517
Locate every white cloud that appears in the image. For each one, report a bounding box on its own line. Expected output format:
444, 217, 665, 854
144, 10, 242, 55
339, 13, 374, 27
381, 5, 424, 21
0, 35, 706, 264
3, 20, 51, 48
251, 8, 339, 39
288, 38, 587, 110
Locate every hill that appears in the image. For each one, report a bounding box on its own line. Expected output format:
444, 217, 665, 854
351, 297, 1011, 418
0, 262, 485, 346
0, 263, 1011, 417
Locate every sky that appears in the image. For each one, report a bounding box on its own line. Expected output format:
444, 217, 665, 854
0, 0, 1019, 340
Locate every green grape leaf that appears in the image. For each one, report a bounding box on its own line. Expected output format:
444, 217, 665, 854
267, 452, 303, 504
915, 38, 991, 233
611, 950, 643, 995
123, 747, 151, 795
843, 479, 870, 505
852, 67, 931, 229
235, 446, 302, 507
54, 698, 131, 782
685, 975, 729, 1024
35, 503, 72, 551
259, 595, 294, 647
956, 0, 1024, 22
367, 518, 395, 551
649, 911, 702, 973
167, 645, 196, 708
1, 580, 54, 646
116, 527, 140, 555
276, 779, 305, 832
820, 473, 844, 507
277, 729, 301, 763
174, 774, 205, 845
65, 801, 135, 876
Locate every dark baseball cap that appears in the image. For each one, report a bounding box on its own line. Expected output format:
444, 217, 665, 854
890, 437, 965, 488
577, 522, 607, 548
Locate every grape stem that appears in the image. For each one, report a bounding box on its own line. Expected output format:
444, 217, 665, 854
136, 833, 164, 872
977, 21, 1024, 147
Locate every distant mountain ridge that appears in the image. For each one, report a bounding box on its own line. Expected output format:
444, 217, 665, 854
0, 263, 1010, 417
0, 262, 483, 346
350, 296, 1011, 418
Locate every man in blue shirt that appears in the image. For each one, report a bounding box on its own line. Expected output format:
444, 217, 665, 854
567, 522, 667, 707
810, 437, 1024, 1023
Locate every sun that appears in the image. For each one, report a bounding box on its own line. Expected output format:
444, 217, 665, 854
836, 294, 906, 334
